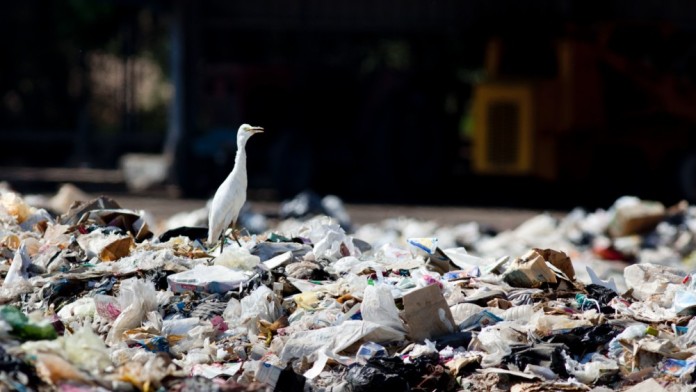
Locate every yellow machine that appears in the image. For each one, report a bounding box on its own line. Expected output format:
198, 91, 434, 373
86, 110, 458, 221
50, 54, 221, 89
472, 37, 605, 180
472, 22, 696, 205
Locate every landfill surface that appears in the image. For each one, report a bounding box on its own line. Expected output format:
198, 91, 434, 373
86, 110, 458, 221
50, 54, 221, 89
0, 184, 696, 391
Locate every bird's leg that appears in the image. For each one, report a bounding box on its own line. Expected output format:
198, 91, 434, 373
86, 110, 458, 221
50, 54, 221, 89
231, 222, 242, 247
232, 231, 242, 247
219, 233, 225, 253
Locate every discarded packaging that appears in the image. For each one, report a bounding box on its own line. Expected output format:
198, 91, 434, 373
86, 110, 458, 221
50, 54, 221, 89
609, 197, 665, 237
0, 187, 694, 390
402, 284, 456, 342
503, 249, 557, 288
167, 265, 254, 294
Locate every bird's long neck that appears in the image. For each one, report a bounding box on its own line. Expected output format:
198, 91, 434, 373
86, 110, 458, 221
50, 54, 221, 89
233, 141, 247, 176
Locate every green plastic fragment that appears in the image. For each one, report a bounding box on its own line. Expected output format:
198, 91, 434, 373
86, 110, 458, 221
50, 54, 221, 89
0, 306, 58, 341
268, 233, 292, 243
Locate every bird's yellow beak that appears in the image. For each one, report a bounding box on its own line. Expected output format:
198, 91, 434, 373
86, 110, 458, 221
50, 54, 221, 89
250, 127, 264, 134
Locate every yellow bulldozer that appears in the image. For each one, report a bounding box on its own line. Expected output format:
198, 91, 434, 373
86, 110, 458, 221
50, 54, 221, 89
472, 23, 696, 202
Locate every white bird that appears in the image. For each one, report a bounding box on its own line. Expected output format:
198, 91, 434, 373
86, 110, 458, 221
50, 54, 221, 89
208, 124, 264, 248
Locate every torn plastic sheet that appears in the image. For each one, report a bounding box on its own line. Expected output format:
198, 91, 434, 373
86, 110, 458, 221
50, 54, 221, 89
4, 242, 31, 287
106, 278, 158, 345
624, 263, 687, 306
475, 322, 529, 368
280, 320, 406, 364
286, 277, 335, 293
442, 247, 502, 273
563, 353, 619, 385
167, 265, 254, 294
190, 362, 242, 379
672, 288, 696, 315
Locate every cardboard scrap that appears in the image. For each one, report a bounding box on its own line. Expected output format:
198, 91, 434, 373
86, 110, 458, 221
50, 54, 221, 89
100, 236, 134, 261
446, 354, 481, 376
534, 248, 575, 280
487, 298, 512, 310
77, 232, 134, 262
503, 249, 557, 288
609, 201, 665, 237
401, 284, 456, 342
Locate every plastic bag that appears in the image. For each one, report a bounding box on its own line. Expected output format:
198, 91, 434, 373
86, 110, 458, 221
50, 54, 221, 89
240, 285, 282, 334
313, 228, 355, 261
530, 310, 592, 337
624, 263, 686, 306
162, 317, 200, 336
659, 358, 696, 380
57, 297, 96, 323
586, 266, 619, 293
356, 342, 387, 364
360, 285, 406, 333
450, 303, 483, 326
678, 317, 696, 348
214, 247, 260, 270
106, 278, 158, 345
673, 289, 696, 315
443, 247, 493, 271
76, 230, 134, 262
62, 327, 111, 373
409, 339, 437, 358
167, 264, 253, 294
280, 320, 405, 363
297, 216, 357, 261
458, 310, 503, 332
502, 304, 535, 323
328, 256, 372, 275
472, 322, 529, 368
608, 323, 647, 359
563, 353, 618, 384
222, 298, 242, 322
345, 362, 408, 392
407, 237, 438, 258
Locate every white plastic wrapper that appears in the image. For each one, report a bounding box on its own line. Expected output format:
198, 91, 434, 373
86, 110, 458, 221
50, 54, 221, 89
280, 320, 406, 364
624, 263, 687, 307
239, 285, 282, 334
475, 322, 528, 368
167, 265, 253, 294
57, 297, 96, 323
106, 278, 158, 345
214, 246, 260, 270
360, 284, 406, 333
222, 298, 242, 322
450, 303, 483, 326
296, 216, 358, 261
564, 353, 619, 384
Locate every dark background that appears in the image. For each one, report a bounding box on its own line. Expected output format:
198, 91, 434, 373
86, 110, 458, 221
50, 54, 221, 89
2, 0, 696, 209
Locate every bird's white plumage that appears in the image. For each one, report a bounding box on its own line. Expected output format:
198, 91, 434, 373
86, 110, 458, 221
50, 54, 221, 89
207, 124, 263, 245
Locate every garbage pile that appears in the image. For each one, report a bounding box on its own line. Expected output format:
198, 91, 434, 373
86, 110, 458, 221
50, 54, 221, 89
0, 188, 696, 391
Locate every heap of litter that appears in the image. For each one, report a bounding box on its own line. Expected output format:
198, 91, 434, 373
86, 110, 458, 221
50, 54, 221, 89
0, 186, 695, 391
